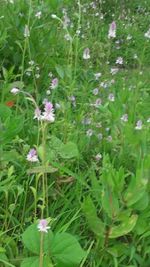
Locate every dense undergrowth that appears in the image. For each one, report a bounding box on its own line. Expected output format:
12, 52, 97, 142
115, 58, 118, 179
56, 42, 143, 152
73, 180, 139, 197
0, 0, 150, 266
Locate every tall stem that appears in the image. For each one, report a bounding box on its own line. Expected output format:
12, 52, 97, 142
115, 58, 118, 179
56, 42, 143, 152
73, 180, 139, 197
39, 232, 44, 267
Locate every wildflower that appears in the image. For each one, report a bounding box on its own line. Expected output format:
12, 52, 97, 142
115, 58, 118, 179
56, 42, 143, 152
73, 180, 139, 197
82, 118, 91, 125
35, 73, 40, 79
42, 101, 55, 122
92, 88, 99, 95
95, 98, 102, 107
37, 219, 50, 233
35, 11, 42, 19
121, 114, 128, 122
83, 48, 90, 59
108, 93, 115, 102
97, 133, 103, 140
107, 135, 112, 142
116, 57, 123, 64
108, 21, 116, 38
95, 153, 102, 161
144, 29, 150, 39
147, 118, 150, 123
29, 60, 35, 66
127, 34, 132, 40
64, 33, 72, 41
94, 72, 102, 80
135, 120, 142, 130
27, 148, 39, 162
34, 108, 42, 120
110, 67, 119, 75
50, 78, 58, 89
46, 90, 51, 95
11, 88, 20, 94
51, 14, 57, 19
86, 129, 93, 137
24, 25, 30, 38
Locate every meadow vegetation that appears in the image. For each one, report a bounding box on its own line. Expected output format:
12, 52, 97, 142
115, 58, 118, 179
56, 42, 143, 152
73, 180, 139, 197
0, 0, 150, 266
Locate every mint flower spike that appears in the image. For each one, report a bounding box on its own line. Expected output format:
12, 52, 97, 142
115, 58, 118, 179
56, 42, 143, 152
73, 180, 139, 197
37, 219, 50, 233
27, 148, 39, 162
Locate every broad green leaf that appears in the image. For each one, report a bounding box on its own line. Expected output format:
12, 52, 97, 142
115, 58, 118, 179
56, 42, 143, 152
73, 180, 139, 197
124, 176, 148, 206
21, 256, 52, 267
22, 223, 53, 255
82, 196, 105, 237
59, 142, 79, 159
101, 189, 119, 219
51, 233, 86, 267
109, 215, 138, 238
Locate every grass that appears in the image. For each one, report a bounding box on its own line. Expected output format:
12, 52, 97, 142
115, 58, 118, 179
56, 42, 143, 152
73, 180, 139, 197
0, 0, 150, 266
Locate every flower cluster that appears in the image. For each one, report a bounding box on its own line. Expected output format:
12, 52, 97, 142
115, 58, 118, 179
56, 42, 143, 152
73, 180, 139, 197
34, 100, 55, 123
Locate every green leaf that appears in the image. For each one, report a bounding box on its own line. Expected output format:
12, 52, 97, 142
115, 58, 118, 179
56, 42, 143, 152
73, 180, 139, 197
109, 215, 138, 238
27, 166, 57, 175
0, 104, 12, 122
51, 233, 85, 267
55, 65, 64, 79
21, 256, 52, 267
59, 142, 79, 159
82, 196, 105, 237
22, 223, 53, 255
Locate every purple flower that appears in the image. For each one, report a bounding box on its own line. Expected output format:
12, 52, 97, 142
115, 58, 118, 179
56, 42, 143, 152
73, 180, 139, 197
27, 148, 39, 162
37, 219, 50, 233
108, 21, 116, 38
135, 120, 142, 130
108, 93, 115, 102
42, 101, 55, 122
50, 78, 58, 89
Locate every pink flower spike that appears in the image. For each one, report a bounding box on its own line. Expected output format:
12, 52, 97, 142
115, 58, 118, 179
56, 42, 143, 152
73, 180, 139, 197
37, 219, 50, 233
50, 78, 58, 89
44, 101, 53, 112
27, 148, 39, 162
108, 21, 116, 38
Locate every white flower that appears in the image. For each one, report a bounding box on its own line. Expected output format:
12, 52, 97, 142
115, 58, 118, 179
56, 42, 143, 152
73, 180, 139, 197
94, 72, 102, 80
51, 14, 57, 19
95, 153, 102, 161
121, 114, 128, 122
24, 25, 30, 38
144, 29, 150, 39
10, 88, 20, 94
35, 11, 42, 19
135, 120, 142, 130
110, 67, 119, 75
86, 129, 93, 137
147, 118, 150, 123
37, 219, 50, 233
34, 108, 42, 121
27, 148, 39, 162
116, 57, 123, 65
83, 48, 90, 59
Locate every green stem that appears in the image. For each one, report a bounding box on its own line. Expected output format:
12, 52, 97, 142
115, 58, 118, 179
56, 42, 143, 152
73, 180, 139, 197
39, 232, 44, 267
